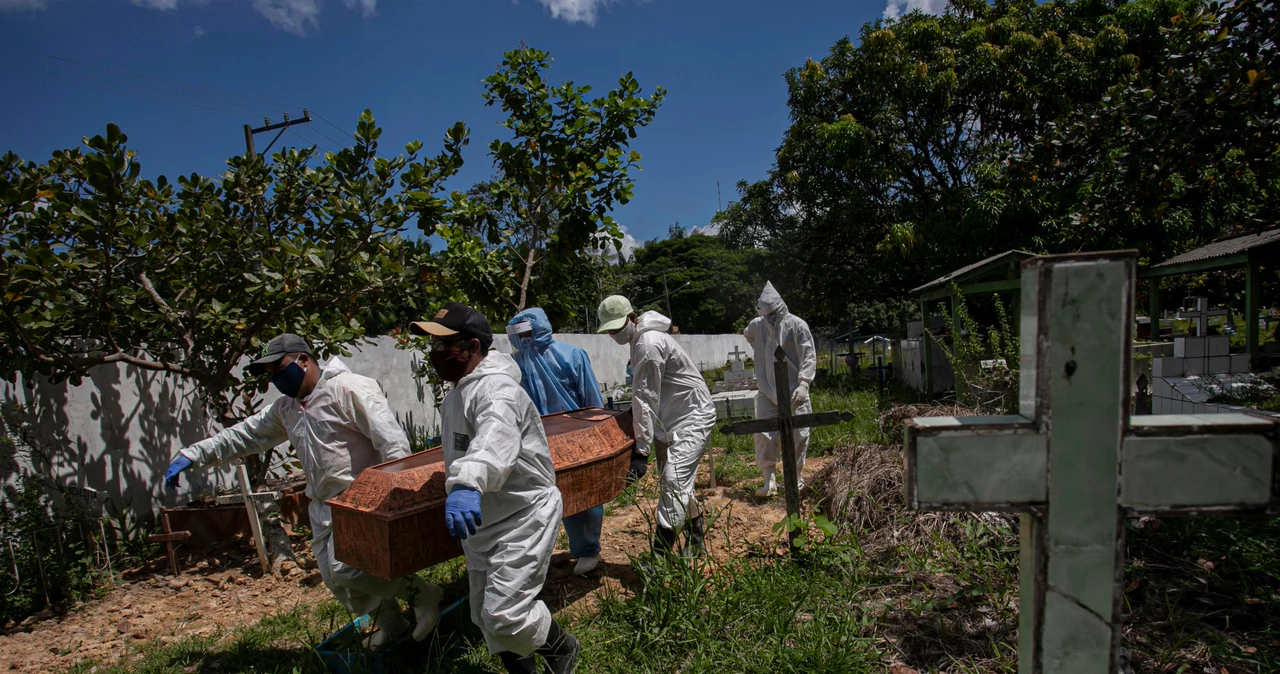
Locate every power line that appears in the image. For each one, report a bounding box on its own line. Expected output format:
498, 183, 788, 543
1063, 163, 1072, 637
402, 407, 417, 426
0, 42, 301, 110
304, 124, 345, 148
311, 112, 352, 138
1, 65, 251, 117
0, 54, 290, 116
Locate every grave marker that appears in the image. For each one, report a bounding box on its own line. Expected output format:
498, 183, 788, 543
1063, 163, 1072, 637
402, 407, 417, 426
904, 251, 1277, 673
1177, 296, 1229, 337
722, 346, 853, 549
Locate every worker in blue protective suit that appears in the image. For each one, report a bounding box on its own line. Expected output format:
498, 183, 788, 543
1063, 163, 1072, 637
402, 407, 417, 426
506, 308, 607, 577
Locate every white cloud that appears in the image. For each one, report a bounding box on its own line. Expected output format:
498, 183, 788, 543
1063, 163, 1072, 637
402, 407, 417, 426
0, 0, 52, 10
535, 0, 616, 25
342, 0, 375, 17
252, 0, 321, 35
131, 0, 179, 9
193, 24, 205, 37
883, 0, 947, 20
595, 225, 639, 265
691, 221, 720, 236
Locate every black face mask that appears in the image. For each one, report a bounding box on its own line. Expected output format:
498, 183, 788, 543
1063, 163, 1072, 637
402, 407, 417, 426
430, 348, 472, 383
272, 361, 307, 398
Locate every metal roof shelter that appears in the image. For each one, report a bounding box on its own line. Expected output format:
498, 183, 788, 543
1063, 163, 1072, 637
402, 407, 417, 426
912, 250, 1034, 394
1139, 228, 1279, 360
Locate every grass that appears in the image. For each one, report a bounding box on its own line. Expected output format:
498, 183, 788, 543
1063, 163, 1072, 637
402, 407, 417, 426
59, 375, 1280, 673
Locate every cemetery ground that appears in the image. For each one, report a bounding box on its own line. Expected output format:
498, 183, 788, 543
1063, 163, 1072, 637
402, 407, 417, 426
2, 381, 1277, 673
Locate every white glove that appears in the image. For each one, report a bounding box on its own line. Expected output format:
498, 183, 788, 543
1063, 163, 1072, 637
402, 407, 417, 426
791, 382, 810, 410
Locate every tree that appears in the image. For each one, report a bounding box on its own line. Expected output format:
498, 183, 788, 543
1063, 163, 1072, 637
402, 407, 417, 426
623, 233, 769, 334
441, 45, 666, 313
720, 0, 1188, 328
0, 111, 467, 429
1024, 0, 1279, 260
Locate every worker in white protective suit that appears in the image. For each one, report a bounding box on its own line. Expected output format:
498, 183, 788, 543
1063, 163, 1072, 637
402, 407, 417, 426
161, 333, 443, 650
597, 295, 716, 558
744, 282, 817, 498
411, 302, 580, 674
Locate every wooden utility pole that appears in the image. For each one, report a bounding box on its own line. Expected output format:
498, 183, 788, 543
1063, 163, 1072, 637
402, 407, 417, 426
243, 109, 314, 156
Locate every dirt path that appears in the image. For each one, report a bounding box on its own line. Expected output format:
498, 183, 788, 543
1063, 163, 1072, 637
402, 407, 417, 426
541, 453, 832, 618
0, 449, 821, 673
0, 541, 331, 673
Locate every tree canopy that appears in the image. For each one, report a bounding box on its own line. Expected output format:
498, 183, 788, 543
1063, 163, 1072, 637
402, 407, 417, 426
1, 111, 467, 420
717, 0, 1276, 331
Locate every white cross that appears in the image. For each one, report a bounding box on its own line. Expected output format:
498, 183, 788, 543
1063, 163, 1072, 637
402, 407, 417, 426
729, 345, 746, 361
905, 252, 1277, 674
1176, 296, 1229, 337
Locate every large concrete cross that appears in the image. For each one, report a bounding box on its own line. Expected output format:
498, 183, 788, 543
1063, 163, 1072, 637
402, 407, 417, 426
905, 252, 1277, 674
1176, 296, 1229, 337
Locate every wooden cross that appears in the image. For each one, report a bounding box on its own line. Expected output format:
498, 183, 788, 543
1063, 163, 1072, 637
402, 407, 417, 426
905, 252, 1278, 674
234, 461, 273, 574
1176, 296, 1229, 337
721, 345, 853, 548
148, 508, 192, 577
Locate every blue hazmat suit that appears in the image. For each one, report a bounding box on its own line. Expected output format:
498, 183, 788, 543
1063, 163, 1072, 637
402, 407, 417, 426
506, 309, 606, 560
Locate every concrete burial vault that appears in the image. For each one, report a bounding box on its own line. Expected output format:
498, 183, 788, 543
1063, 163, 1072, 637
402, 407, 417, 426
905, 251, 1278, 674
329, 408, 635, 580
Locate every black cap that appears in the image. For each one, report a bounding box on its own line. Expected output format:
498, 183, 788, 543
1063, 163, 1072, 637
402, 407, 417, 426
247, 333, 312, 376
410, 302, 493, 351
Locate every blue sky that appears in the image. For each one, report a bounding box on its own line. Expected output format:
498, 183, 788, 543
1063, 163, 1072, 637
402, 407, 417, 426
0, 0, 936, 250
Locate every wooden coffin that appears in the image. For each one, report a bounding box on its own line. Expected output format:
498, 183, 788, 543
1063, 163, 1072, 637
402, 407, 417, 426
328, 408, 635, 580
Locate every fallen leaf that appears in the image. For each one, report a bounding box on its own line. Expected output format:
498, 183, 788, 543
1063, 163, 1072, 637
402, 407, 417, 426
889, 666, 918, 674
1244, 646, 1258, 654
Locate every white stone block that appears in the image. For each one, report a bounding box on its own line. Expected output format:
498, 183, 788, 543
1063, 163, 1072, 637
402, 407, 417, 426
1208, 336, 1230, 357
1183, 358, 1206, 376
1153, 378, 1172, 398
1207, 356, 1230, 374
1175, 337, 1206, 358
1152, 358, 1183, 378
1230, 354, 1252, 373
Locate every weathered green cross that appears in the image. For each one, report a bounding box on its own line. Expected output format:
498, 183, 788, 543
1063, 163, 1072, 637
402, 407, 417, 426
905, 251, 1278, 674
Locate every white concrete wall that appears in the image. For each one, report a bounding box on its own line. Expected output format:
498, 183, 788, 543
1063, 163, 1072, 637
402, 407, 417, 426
1, 332, 751, 516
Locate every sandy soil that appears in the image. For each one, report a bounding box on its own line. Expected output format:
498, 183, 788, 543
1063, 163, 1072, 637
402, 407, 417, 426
0, 449, 822, 673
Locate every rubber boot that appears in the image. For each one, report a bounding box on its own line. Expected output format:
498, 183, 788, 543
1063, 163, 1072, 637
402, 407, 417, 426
536, 619, 581, 674
362, 600, 409, 651
497, 651, 538, 674
755, 468, 777, 498
406, 577, 444, 641
638, 525, 678, 578
681, 515, 706, 559
652, 525, 677, 556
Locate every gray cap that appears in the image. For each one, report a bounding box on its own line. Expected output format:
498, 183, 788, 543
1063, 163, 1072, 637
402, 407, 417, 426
247, 333, 311, 376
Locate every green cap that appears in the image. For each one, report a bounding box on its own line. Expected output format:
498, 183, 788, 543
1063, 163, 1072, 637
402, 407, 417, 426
596, 295, 634, 333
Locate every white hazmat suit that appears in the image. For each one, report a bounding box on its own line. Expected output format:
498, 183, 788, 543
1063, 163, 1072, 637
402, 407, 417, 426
627, 311, 717, 530
178, 357, 441, 635
440, 351, 562, 657
745, 282, 817, 496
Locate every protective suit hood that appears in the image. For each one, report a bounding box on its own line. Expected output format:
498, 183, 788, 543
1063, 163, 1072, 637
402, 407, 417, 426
505, 308, 604, 416
757, 281, 789, 318
506, 308, 555, 351
458, 351, 523, 389
635, 311, 672, 337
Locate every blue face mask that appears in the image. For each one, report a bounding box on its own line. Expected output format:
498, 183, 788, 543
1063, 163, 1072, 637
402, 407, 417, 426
272, 361, 307, 398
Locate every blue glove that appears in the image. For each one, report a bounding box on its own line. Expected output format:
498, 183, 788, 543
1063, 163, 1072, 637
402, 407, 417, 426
444, 485, 482, 540
165, 455, 193, 489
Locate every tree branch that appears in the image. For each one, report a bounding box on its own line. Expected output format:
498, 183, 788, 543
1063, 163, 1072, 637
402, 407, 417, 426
139, 271, 195, 352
